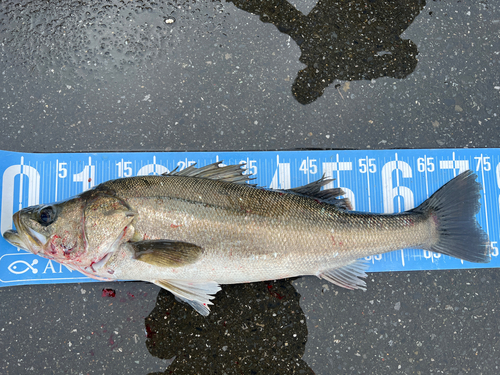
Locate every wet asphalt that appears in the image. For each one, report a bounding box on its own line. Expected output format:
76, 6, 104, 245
1, 0, 500, 374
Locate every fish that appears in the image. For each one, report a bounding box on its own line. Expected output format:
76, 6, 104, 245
3, 163, 490, 315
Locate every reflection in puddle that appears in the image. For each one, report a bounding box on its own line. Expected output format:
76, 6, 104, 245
230, 0, 426, 104
145, 279, 314, 374
2, 0, 425, 105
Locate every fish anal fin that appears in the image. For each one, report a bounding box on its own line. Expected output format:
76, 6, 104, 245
154, 279, 221, 316
319, 259, 368, 291
131, 240, 203, 267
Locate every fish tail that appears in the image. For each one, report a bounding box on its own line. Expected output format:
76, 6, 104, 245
412, 170, 490, 263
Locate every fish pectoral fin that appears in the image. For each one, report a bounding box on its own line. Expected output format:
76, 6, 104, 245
131, 240, 203, 267
154, 279, 221, 316
319, 259, 368, 291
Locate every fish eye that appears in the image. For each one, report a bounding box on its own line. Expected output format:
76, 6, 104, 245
38, 206, 56, 226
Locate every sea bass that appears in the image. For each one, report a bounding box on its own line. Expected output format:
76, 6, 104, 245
3, 163, 490, 315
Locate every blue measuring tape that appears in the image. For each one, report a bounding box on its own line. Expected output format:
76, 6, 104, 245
1, 149, 498, 286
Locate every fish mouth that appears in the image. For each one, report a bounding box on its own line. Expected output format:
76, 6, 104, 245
2, 212, 46, 253
3, 229, 27, 249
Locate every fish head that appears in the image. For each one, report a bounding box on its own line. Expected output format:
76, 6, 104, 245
3, 198, 87, 262
3, 192, 137, 270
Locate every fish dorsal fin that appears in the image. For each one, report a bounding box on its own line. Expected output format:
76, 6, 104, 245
131, 240, 203, 267
288, 176, 332, 195
154, 279, 221, 316
163, 161, 255, 185
288, 176, 352, 210
319, 259, 368, 290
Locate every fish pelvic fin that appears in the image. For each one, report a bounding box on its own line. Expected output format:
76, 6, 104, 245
154, 279, 221, 316
131, 240, 203, 267
411, 170, 490, 263
319, 259, 368, 291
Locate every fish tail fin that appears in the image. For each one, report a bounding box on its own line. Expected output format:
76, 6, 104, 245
411, 170, 490, 263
